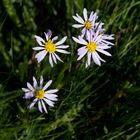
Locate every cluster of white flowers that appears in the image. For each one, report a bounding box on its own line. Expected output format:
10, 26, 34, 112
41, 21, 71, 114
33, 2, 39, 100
72, 8, 114, 67
22, 8, 114, 114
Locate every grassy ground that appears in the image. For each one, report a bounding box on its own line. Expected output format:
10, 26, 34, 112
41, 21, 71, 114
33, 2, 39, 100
0, 0, 140, 139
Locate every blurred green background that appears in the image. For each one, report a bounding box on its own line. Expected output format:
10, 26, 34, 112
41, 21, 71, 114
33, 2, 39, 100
0, 0, 140, 139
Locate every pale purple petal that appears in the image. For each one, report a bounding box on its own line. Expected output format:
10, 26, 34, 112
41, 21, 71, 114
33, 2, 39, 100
41, 100, 48, 113
22, 88, 30, 92
23, 92, 34, 99
55, 36, 67, 46
92, 52, 101, 66
72, 24, 84, 28
76, 13, 85, 23
97, 45, 111, 49
91, 13, 98, 26
95, 52, 105, 62
83, 8, 88, 21
78, 46, 87, 55
49, 54, 54, 67
43, 98, 54, 107
43, 80, 52, 90
44, 30, 52, 41
56, 49, 70, 54
52, 53, 57, 64
77, 49, 88, 61
72, 37, 87, 45
93, 30, 100, 41
32, 47, 45, 51
87, 52, 92, 66
73, 15, 84, 24
27, 82, 34, 91
102, 34, 114, 40
101, 39, 114, 45
40, 76, 43, 89
52, 36, 58, 42
46, 89, 58, 94
35, 35, 45, 46
86, 31, 91, 42
45, 95, 58, 101
44, 93, 58, 100
96, 49, 112, 56
90, 29, 96, 36
94, 34, 102, 43
35, 50, 47, 63
33, 76, 38, 89
44, 32, 48, 41
56, 45, 69, 49
81, 28, 86, 37
89, 11, 94, 21
38, 100, 43, 113
54, 53, 63, 62
28, 98, 38, 109
78, 36, 88, 45
96, 22, 104, 31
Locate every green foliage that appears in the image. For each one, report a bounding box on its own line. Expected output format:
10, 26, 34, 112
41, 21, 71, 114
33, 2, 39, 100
0, 0, 140, 139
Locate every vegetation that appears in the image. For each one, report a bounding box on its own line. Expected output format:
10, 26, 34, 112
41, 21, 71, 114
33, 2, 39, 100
0, 0, 140, 139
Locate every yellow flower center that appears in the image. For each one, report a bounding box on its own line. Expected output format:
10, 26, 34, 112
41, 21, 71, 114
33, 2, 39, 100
84, 21, 92, 29
45, 40, 56, 53
87, 42, 97, 52
35, 89, 45, 99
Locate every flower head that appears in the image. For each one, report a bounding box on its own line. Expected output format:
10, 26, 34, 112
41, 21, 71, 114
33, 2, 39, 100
72, 8, 104, 37
72, 29, 114, 67
33, 30, 70, 67
22, 76, 58, 113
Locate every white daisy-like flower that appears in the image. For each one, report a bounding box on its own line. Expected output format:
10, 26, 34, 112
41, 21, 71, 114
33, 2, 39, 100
72, 8, 104, 37
72, 30, 114, 67
33, 30, 70, 67
22, 76, 58, 113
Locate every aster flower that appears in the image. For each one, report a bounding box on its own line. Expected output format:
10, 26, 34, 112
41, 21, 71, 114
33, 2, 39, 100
72, 30, 114, 67
33, 30, 70, 67
22, 76, 58, 113
72, 8, 104, 37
